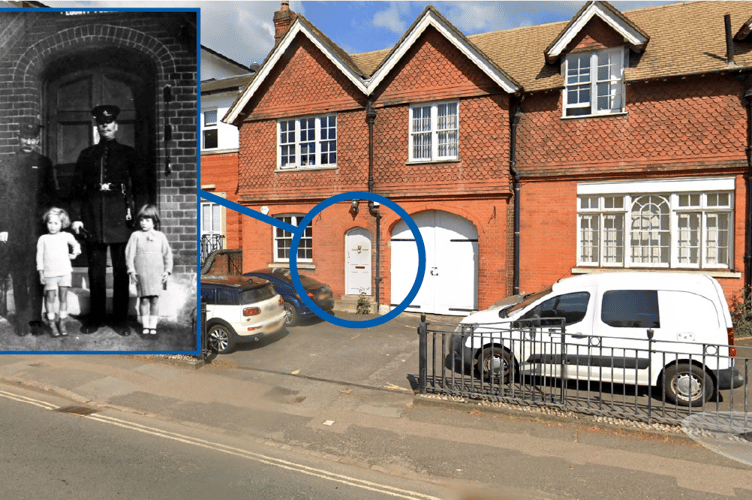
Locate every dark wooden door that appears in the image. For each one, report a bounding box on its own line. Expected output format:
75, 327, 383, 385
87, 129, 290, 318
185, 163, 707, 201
47, 67, 151, 203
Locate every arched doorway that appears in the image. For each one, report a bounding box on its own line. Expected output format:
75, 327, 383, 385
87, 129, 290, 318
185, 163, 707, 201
390, 210, 478, 315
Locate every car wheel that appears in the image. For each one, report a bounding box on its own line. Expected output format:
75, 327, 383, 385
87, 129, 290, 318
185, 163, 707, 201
663, 363, 715, 407
207, 323, 237, 354
282, 302, 298, 327
476, 346, 513, 384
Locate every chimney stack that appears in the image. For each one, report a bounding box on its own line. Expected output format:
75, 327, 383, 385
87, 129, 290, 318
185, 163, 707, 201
274, 1, 297, 45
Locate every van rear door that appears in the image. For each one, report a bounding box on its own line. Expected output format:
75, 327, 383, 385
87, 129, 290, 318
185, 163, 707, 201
595, 289, 660, 386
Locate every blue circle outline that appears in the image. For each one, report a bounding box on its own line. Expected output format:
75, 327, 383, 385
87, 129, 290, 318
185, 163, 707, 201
290, 192, 426, 329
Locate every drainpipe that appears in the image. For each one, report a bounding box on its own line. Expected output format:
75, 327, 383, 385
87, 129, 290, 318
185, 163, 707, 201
366, 101, 382, 312
726, 14, 736, 67
510, 97, 523, 295
744, 86, 752, 290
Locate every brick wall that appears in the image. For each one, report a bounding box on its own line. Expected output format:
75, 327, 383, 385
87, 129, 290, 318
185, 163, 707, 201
201, 151, 242, 249
240, 197, 510, 309
518, 78, 747, 175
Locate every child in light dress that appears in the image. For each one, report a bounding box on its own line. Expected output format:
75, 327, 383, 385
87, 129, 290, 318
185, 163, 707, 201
126, 204, 173, 336
36, 208, 81, 337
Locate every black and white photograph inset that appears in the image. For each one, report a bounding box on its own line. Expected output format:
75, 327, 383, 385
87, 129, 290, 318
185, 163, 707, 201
0, 9, 198, 352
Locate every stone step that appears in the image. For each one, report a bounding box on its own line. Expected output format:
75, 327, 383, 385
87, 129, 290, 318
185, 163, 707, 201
335, 295, 390, 314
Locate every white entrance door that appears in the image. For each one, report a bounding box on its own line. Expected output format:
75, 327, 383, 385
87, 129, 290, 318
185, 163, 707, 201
345, 228, 372, 295
390, 211, 478, 315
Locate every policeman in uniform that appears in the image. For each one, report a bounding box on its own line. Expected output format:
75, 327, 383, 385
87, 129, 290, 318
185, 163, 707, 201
71, 105, 144, 336
0, 118, 57, 336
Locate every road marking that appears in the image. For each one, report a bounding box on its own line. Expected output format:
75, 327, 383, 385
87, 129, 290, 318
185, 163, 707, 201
89, 413, 441, 500
0, 389, 59, 410
1, 387, 441, 500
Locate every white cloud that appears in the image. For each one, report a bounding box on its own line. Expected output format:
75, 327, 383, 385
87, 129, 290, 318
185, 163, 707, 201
372, 2, 411, 34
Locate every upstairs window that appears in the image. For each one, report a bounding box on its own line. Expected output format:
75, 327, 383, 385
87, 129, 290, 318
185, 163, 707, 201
564, 48, 625, 117
409, 101, 459, 162
202, 109, 218, 150
277, 115, 337, 170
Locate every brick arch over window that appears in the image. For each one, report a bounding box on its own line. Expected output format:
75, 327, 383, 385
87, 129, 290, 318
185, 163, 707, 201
13, 24, 176, 84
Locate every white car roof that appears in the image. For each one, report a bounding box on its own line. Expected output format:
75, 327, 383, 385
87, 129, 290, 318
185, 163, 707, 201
551, 272, 718, 295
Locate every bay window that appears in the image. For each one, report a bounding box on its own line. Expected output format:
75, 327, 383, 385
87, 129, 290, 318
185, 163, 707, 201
577, 179, 734, 270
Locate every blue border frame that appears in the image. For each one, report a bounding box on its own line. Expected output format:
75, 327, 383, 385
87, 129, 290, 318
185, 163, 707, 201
0, 7, 201, 355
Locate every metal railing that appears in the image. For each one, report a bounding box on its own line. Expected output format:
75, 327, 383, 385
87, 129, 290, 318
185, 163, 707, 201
418, 316, 750, 425
200, 234, 224, 266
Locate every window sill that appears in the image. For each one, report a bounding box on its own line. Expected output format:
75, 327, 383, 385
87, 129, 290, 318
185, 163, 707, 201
275, 166, 338, 173
405, 158, 461, 166
572, 267, 742, 279
561, 111, 627, 120
201, 147, 238, 155
268, 262, 316, 271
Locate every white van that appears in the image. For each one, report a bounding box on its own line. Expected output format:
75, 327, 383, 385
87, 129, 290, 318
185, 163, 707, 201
453, 272, 743, 406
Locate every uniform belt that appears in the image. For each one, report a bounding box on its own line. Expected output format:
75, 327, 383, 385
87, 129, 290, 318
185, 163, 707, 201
92, 183, 126, 192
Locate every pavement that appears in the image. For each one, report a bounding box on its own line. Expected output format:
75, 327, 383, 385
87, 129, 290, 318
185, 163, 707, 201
2, 314, 752, 499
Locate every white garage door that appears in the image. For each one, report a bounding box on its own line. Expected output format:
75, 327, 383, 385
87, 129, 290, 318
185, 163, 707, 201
390, 211, 478, 315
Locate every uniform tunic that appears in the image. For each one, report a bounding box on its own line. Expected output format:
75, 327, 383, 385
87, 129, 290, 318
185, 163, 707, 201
0, 149, 57, 322
71, 139, 143, 244
125, 230, 173, 297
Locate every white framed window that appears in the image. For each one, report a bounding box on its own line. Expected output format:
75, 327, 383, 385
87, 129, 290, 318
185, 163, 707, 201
274, 214, 313, 262
277, 115, 337, 170
201, 199, 223, 237
577, 179, 734, 270
564, 48, 625, 118
409, 101, 459, 162
202, 109, 218, 150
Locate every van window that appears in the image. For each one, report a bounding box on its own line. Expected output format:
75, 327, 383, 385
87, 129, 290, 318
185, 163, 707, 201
520, 292, 590, 326
601, 290, 659, 328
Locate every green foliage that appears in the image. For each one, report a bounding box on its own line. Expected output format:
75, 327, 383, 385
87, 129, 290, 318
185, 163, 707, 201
729, 288, 752, 338
356, 293, 371, 315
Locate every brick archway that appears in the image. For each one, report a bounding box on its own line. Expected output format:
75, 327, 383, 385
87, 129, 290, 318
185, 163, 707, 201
13, 23, 176, 85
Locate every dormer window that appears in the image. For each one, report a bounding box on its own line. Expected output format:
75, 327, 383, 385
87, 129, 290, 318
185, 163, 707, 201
564, 48, 625, 118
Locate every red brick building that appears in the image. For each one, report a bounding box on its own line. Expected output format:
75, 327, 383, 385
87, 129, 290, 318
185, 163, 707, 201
220, 1, 752, 316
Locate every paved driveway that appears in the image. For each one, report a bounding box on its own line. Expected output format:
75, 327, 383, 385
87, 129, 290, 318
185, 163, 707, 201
211, 311, 426, 393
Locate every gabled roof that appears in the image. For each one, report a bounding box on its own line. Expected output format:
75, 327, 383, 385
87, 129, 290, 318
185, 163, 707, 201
544, 1, 649, 64
224, 6, 521, 125
470, 1, 752, 93
366, 6, 520, 95
226, 1, 752, 124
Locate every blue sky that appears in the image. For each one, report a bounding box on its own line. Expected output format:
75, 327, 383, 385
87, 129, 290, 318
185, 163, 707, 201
47, 1, 679, 70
